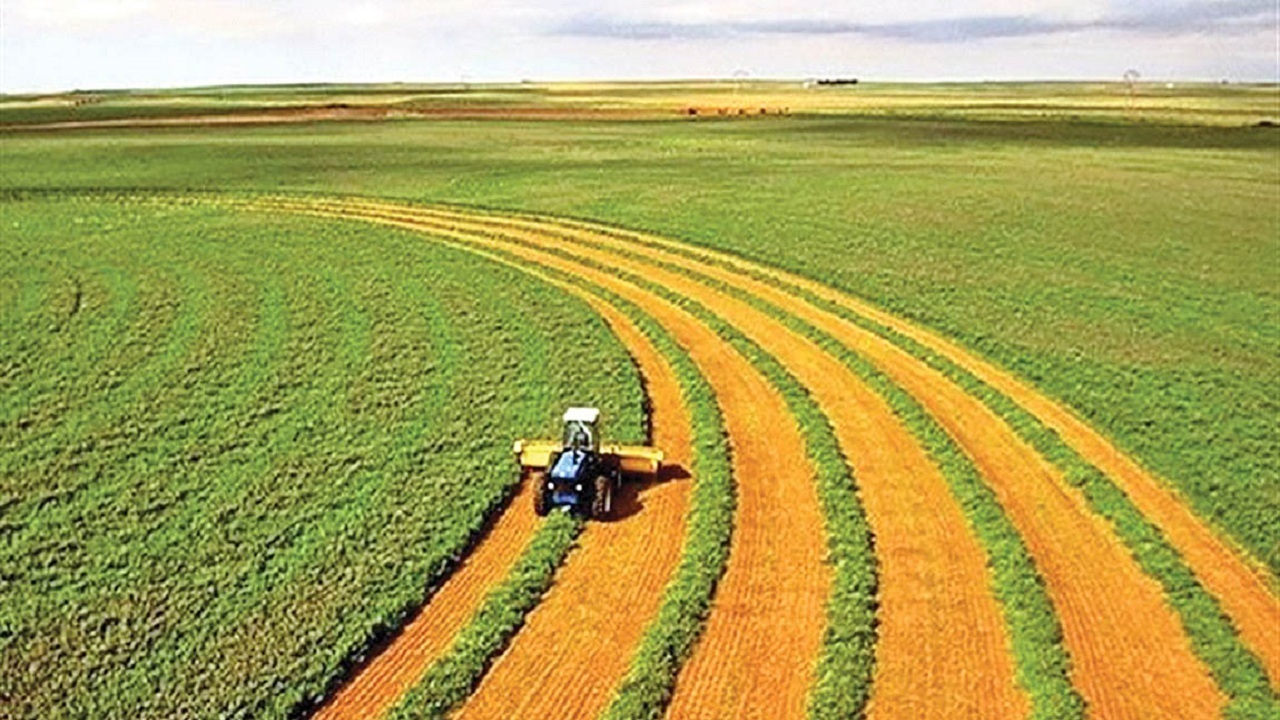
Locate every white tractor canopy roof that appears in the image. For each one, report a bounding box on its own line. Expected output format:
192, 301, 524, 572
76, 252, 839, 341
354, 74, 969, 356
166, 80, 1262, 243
563, 407, 600, 424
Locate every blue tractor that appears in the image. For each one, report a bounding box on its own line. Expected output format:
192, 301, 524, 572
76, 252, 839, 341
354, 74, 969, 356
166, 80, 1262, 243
513, 407, 663, 520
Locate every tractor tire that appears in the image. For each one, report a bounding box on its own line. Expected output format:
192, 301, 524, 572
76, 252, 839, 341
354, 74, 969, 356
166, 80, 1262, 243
591, 475, 612, 520
533, 478, 551, 517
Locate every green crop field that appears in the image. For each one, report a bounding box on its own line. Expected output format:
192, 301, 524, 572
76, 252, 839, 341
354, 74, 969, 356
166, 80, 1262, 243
1, 81, 1277, 717
0, 198, 644, 717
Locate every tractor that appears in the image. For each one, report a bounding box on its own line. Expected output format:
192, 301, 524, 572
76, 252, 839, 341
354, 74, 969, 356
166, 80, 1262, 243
513, 407, 663, 519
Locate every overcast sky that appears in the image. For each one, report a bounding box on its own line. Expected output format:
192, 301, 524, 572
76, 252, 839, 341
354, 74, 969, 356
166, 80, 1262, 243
1, 0, 1276, 93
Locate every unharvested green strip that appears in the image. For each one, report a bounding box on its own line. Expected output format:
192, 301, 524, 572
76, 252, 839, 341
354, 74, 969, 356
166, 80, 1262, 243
386, 511, 582, 720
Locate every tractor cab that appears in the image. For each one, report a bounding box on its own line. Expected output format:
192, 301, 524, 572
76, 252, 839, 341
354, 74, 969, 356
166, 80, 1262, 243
540, 408, 610, 516
561, 407, 599, 453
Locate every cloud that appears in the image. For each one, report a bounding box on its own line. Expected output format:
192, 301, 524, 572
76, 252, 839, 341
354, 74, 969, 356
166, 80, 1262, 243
553, 0, 1277, 42
4, 0, 502, 38
9, 0, 155, 26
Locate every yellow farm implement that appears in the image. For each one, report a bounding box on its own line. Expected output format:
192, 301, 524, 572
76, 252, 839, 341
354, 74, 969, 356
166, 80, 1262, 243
513, 407, 663, 518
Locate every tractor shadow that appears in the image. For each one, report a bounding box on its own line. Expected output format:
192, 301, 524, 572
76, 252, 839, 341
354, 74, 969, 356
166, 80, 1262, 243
608, 462, 691, 522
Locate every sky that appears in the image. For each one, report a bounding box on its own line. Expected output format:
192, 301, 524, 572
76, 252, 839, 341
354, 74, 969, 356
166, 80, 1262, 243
1, 0, 1276, 93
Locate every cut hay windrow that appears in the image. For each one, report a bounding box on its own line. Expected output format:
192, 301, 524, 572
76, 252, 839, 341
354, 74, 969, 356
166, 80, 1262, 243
536, 203, 1280, 690
263, 197, 829, 719
267, 196, 1273, 718
288, 198, 1024, 717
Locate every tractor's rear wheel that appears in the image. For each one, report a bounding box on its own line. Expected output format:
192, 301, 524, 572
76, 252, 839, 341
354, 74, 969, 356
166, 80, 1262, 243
531, 473, 551, 516
591, 475, 612, 520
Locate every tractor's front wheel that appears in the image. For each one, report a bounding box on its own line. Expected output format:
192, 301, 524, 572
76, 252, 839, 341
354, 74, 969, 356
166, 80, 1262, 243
591, 475, 612, 520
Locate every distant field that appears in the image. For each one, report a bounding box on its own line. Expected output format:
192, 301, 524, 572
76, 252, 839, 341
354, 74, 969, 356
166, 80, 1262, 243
1, 83, 1276, 718
2, 80, 1277, 126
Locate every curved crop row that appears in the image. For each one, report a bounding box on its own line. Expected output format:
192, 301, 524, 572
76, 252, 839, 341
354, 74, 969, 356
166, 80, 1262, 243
249, 193, 1008, 712
414, 198, 1264, 712
561, 204, 1280, 685
560, 211, 1278, 716
259, 196, 1269, 717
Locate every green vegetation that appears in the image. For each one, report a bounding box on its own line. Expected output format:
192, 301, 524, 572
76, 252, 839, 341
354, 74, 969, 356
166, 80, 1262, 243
3, 80, 1276, 125
387, 511, 582, 720
1, 101, 1273, 575
2, 82, 1275, 716
0, 198, 644, 718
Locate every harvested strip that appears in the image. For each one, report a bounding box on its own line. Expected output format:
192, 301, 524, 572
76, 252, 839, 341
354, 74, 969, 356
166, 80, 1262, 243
267, 199, 828, 720
246, 199, 700, 717
384, 511, 584, 719
295, 200, 1013, 719
454, 214, 1025, 719
547, 210, 1280, 684
312, 482, 541, 720
439, 209, 1226, 718
408, 217, 822, 720
600, 294, 734, 720
450, 292, 695, 720
429, 207, 1225, 718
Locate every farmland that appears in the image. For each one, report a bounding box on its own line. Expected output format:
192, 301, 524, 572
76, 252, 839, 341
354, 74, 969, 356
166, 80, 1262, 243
0, 198, 645, 717
1, 81, 1277, 719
